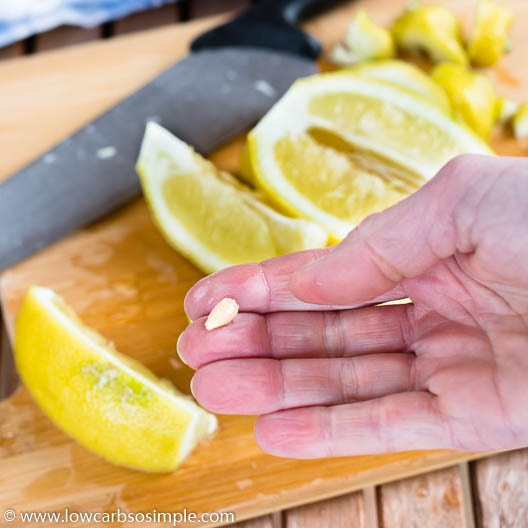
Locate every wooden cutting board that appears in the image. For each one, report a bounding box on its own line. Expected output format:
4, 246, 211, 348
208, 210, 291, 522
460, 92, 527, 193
0, 1, 526, 526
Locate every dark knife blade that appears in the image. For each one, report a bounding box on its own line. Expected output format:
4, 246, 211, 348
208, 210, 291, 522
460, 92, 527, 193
0, 0, 347, 270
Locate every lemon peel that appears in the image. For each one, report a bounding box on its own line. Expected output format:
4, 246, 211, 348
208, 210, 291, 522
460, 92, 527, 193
248, 72, 491, 239
15, 285, 217, 473
137, 122, 328, 274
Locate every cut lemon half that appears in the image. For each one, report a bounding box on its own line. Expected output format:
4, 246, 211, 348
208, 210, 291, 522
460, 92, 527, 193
248, 73, 492, 239
15, 286, 217, 473
137, 122, 327, 274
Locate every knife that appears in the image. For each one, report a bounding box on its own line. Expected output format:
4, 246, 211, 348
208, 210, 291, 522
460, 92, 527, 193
0, 0, 347, 271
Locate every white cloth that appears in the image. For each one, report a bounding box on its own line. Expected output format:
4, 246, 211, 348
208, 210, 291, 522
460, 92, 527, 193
0, 0, 176, 48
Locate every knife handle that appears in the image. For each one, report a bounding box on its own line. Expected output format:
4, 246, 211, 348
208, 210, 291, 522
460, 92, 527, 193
191, 0, 349, 60
273, 0, 349, 24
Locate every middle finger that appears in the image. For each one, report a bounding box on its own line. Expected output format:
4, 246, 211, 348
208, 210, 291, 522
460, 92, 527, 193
178, 304, 414, 369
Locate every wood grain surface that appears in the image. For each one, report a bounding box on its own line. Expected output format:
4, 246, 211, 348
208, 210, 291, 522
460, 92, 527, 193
473, 450, 528, 528
285, 493, 365, 527
379, 466, 468, 527
0, 1, 526, 526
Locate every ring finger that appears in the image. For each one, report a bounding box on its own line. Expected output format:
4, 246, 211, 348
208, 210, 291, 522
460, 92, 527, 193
190, 353, 417, 415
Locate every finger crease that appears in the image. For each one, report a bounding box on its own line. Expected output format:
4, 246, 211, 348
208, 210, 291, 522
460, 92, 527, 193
264, 314, 276, 359
362, 236, 403, 283
323, 311, 345, 358
408, 354, 420, 391
340, 360, 360, 402
400, 304, 416, 350
276, 360, 287, 408
256, 263, 272, 312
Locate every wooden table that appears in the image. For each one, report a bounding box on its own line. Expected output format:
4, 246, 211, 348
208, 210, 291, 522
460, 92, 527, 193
0, 1, 527, 527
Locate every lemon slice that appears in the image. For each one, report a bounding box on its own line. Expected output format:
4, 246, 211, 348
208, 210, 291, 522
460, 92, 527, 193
431, 63, 498, 139
248, 73, 492, 239
137, 122, 327, 274
468, 0, 513, 67
346, 60, 451, 114
15, 286, 217, 473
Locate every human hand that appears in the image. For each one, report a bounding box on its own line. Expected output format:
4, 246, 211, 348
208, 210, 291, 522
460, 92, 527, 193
178, 154, 528, 458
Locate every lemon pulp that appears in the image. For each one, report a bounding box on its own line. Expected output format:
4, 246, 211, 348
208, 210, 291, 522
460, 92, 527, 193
249, 73, 491, 239
137, 122, 328, 274
15, 286, 217, 473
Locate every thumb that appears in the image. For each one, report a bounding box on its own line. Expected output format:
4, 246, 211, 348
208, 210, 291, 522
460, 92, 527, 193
290, 154, 490, 306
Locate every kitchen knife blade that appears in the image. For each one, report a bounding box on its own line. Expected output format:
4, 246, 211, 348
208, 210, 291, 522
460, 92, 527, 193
0, 0, 347, 271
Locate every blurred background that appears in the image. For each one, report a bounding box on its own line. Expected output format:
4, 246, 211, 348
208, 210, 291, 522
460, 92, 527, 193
0, 0, 253, 60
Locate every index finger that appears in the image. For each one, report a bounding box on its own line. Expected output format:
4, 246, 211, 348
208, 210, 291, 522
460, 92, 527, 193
184, 248, 406, 320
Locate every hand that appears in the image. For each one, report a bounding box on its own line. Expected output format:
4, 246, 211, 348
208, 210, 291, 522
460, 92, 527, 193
178, 154, 528, 458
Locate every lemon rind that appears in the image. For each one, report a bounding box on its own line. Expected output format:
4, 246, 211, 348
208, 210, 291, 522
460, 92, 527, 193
16, 285, 217, 470
138, 122, 328, 273
249, 74, 492, 238
137, 122, 234, 274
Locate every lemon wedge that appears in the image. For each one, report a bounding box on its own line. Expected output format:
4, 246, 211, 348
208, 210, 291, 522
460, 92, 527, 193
468, 0, 513, 67
137, 122, 327, 274
15, 285, 217, 473
329, 10, 395, 66
392, 3, 468, 66
347, 60, 451, 114
248, 73, 492, 239
431, 63, 498, 139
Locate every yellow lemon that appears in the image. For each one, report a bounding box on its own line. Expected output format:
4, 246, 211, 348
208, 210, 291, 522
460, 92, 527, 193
15, 285, 217, 473
248, 73, 492, 239
392, 3, 468, 66
431, 62, 498, 139
137, 122, 328, 274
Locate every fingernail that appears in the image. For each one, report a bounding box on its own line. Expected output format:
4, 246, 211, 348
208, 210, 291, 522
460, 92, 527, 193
176, 333, 188, 366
